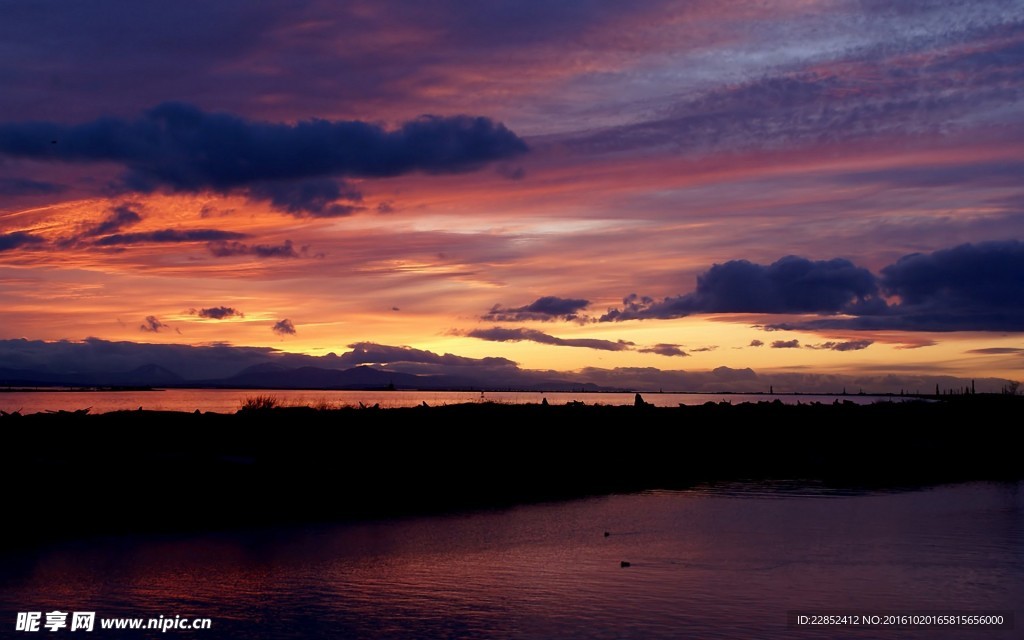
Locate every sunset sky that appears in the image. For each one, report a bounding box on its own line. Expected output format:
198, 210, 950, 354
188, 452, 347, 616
1, 0, 1022, 391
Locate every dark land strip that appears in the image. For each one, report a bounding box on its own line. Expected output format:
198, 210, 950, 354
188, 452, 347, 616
2, 396, 1020, 548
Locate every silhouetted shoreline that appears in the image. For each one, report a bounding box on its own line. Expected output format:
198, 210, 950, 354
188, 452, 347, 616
2, 396, 1020, 548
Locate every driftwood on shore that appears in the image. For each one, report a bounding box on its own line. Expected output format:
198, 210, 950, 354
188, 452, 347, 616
1, 396, 1020, 546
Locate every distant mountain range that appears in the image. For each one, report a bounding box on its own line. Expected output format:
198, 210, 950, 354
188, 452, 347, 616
0, 363, 185, 388
2, 337, 1009, 394
0, 363, 606, 392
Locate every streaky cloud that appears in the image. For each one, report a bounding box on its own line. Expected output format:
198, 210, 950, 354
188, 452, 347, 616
82, 204, 143, 237
95, 229, 246, 246
468, 326, 634, 351
567, 28, 1024, 156
638, 343, 688, 357
806, 340, 873, 352
965, 347, 1024, 355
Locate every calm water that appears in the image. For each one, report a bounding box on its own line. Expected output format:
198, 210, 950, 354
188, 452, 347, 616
0, 389, 909, 414
1, 481, 1020, 639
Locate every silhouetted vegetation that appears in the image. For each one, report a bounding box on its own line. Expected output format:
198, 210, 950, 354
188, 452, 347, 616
239, 394, 279, 410
2, 395, 1021, 548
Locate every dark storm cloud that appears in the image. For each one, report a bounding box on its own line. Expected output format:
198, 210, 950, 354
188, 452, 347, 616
140, 316, 169, 333
272, 319, 296, 335
0, 103, 528, 215
94, 229, 246, 246
771, 340, 801, 349
207, 239, 301, 259
770, 241, 1024, 332
483, 296, 590, 322
603, 242, 1024, 332
749, 339, 765, 347
806, 340, 874, 352
82, 204, 143, 237
875, 240, 1024, 331
637, 343, 688, 357
966, 347, 1024, 355
468, 327, 634, 351
686, 256, 879, 313
0, 178, 66, 195
600, 256, 877, 321
192, 306, 243, 320
882, 240, 1024, 309
0, 231, 45, 252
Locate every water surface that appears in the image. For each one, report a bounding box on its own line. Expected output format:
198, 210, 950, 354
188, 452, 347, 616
2, 481, 1019, 638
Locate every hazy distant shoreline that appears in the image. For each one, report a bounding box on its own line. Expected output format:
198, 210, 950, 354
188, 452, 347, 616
3, 396, 1020, 548
0, 385, 943, 396
1, 387, 933, 416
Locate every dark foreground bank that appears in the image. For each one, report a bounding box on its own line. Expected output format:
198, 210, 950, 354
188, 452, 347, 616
2, 396, 1021, 546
